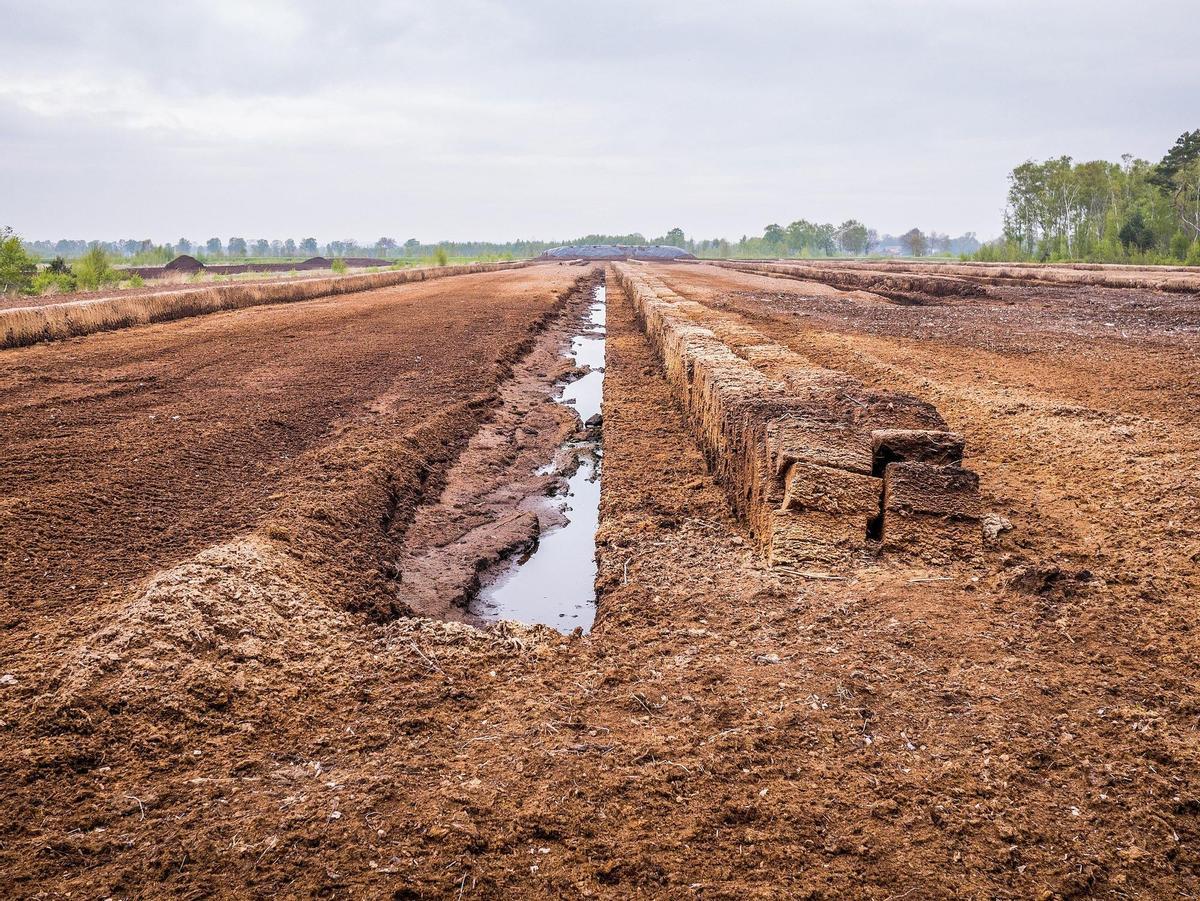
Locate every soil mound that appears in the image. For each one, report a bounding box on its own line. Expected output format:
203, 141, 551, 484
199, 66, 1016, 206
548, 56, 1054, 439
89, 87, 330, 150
163, 254, 204, 273
45, 538, 340, 726
120, 255, 395, 280
719, 261, 987, 305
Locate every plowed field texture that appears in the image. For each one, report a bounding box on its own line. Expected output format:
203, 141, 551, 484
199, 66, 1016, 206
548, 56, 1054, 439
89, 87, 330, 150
2, 259, 1199, 898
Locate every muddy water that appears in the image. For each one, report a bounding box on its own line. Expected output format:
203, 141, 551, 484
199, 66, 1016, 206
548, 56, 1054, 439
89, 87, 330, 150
472, 284, 606, 631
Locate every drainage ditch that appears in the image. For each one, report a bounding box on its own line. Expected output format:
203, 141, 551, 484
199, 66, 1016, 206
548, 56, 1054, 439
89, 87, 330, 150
392, 272, 605, 632
471, 283, 606, 630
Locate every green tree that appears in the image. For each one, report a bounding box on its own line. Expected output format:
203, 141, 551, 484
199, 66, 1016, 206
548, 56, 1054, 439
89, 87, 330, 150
1150, 129, 1200, 189
836, 220, 870, 255
228, 237, 248, 257
206, 237, 222, 256
0, 227, 37, 295
784, 219, 815, 254
900, 228, 928, 257
1118, 211, 1154, 252
782, 220, 838, 256
814, 223, 837, 256
434, 246, 449, 266
663, 227, 686, 247
1169, 158, 1200, 241
300, 237, 318, 255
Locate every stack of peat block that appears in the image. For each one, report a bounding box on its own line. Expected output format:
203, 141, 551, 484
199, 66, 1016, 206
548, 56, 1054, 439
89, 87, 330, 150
613, 263, 982, 567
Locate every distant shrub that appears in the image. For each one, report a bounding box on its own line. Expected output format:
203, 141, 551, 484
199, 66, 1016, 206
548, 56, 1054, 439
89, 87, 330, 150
74, 245, 119, 290
33, 270, 77, 294
1188, 241, 1200, 267
1, 227, 37, 295
331, 258, 348, 274
1170, 232, 1192, 261
971, 239, 1025, 263
435, 247, 449, 266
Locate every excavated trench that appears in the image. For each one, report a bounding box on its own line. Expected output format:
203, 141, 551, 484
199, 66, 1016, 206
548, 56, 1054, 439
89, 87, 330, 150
473, 284, 606, 629
394, 272, 605, 631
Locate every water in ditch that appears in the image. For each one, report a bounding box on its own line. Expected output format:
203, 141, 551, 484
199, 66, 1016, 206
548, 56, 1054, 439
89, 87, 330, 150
472, 283, 606, 631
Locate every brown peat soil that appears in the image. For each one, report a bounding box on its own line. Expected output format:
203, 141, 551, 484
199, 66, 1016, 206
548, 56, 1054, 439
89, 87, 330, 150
1, 260, 1198, 898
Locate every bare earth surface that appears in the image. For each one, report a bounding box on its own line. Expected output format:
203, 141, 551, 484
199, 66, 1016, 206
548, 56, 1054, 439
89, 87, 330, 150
1, 260, 1199, 898
0, 264, 584, 647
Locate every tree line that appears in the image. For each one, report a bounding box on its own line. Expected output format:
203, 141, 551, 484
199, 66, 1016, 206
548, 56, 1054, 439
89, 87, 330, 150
19, 222, 982, 269
1, 231, 660, 295
17, 234, 656, 265
2, 216, 993, 299
674, 222, 979, 260
22, 236, 365, 264
980, 129, 1200, 264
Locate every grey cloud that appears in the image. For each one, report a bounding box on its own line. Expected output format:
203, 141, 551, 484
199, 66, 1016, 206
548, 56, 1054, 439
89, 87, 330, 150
2, 0, 1197, 242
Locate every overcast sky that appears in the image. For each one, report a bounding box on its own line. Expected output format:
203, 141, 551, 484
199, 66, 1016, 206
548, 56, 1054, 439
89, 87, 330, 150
2, 0, 1197, 244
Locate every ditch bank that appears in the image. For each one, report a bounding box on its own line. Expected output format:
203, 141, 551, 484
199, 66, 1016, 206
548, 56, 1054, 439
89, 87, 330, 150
0, 260, 535, 349
32, 269, 596, 729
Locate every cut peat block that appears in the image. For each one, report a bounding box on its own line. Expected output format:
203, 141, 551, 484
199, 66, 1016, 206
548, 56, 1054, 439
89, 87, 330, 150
772, 461, 881, 566
882, 461, 982, 563
871, 428, 965, 476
